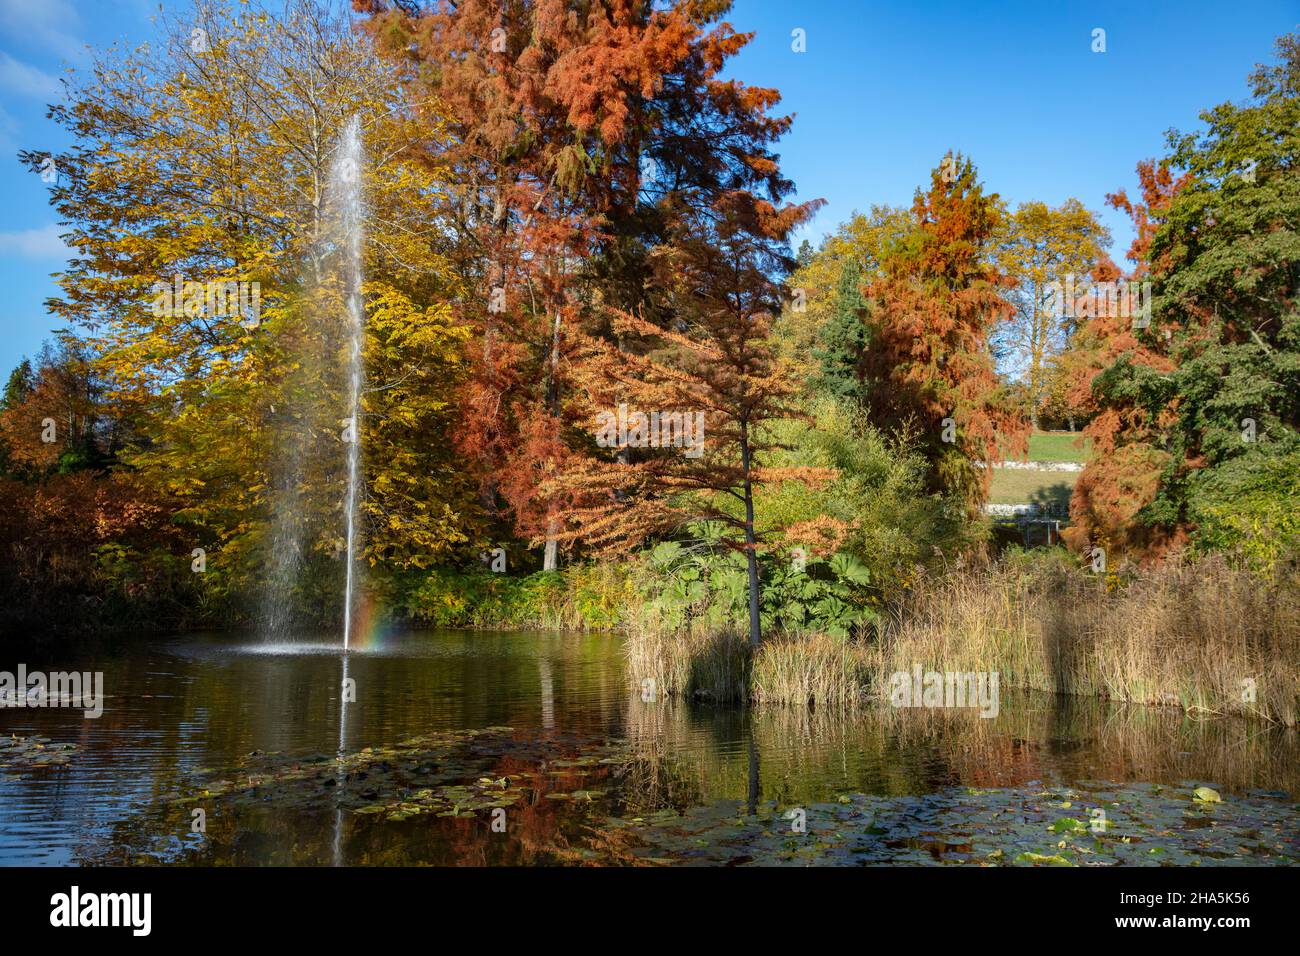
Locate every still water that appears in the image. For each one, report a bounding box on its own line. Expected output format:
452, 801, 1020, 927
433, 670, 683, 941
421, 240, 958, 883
2, 630, 1297, 866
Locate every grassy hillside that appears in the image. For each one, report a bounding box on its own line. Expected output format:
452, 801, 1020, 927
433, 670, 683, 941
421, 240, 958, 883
987, 469, 1076, 509
1026, 430, 1091, 462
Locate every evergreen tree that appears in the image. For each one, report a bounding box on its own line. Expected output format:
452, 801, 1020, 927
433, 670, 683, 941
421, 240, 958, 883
795, 239, 814, 268
2, 359, 34, 410
810, 258, 869, 405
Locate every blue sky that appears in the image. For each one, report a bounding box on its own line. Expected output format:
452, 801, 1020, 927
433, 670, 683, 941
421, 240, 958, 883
0, 0, 1296, 374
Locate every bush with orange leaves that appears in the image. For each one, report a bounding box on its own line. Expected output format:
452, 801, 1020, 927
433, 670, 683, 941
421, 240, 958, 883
0, 472, 198, 639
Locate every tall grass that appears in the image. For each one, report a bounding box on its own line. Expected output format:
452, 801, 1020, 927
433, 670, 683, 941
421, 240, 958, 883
625, 624, 868, 707
875, 553, 1300, 725
624, 625, 749, 702
751, 633, 870, 707
625, 552, 1300, 723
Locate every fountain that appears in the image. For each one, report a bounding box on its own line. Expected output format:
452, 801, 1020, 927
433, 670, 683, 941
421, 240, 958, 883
331, 116, 365, 866
333, 116, 366, 652
219, 117, 368, 864
258, 116, 367, 649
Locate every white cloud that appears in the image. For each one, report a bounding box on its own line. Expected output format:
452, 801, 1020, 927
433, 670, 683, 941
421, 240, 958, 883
0, 51, 60, 99
0, 223, 71, 259
0, 0, 86, 62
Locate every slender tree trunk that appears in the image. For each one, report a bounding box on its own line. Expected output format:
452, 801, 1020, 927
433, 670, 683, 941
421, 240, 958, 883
543, 522, 558, 572
543, 305, 563, 571
740, 421, 761, 649
615, 336, 630, 467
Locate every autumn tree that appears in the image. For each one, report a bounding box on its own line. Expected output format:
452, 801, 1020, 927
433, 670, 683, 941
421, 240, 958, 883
554, 189, 821, 646
360, 0, 663, 569
0, 341, 112, 477
1056, 188, 1181, 560
0, 350, 183, 636
23, 0, 475, 612
993, 198, 1110, 427
361, 0, 823, 575
861, 153, 1029, 508
1064, 32, 1300, 568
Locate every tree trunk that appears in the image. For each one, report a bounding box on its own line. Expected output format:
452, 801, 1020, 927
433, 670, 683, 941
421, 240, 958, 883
740, 424, 761, 649
543, 519, 558, 572
743, 510, 761, 648
615, 335, 630, 467
542, 306, 563, 571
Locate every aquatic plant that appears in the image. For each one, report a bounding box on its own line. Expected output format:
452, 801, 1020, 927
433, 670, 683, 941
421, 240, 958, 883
877, 551, 1300, 724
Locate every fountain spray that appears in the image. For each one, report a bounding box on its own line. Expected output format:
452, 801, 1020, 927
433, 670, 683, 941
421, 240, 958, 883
332, 116, 365, 652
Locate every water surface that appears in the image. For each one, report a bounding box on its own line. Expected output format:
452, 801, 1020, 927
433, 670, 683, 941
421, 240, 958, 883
1, 630, 1296, 866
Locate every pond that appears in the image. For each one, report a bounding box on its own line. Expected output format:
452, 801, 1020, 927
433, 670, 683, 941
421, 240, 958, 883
2, 630, 1297, 866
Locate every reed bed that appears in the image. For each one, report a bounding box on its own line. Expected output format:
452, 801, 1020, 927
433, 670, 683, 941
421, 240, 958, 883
875, 554, 1300, 725
627, 553, 1300, 724
751, 633, 871, 707
624, 624, 750, 702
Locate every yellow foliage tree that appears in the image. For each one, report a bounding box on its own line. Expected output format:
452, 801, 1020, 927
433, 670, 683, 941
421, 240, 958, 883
993, 199, 1110, 427
29, 0, 476, 610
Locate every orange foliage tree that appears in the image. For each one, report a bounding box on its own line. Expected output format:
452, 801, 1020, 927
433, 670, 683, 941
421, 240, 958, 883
551, 189, 823, 647
360, 0, 820, 581
1060, 161, 1190, 561
360, 0, 622, 568
861, 153, 1029, 510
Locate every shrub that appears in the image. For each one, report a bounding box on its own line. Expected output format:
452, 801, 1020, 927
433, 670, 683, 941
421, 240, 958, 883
1187, 448, 1300, 574
398, 563, 634, 631
636, 521, 878, 640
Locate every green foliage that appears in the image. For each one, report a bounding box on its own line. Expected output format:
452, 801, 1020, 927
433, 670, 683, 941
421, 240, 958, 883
2, 359, 33, 409
745, 399, 977, 595
400, 564, 633, 631
777, 204, 911, 381
1186, 447, 1300, 573
1088, 34, 1300, 557
639, 521, 878, 640
809, 258, 869, 404
996, 542, 1082, 575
